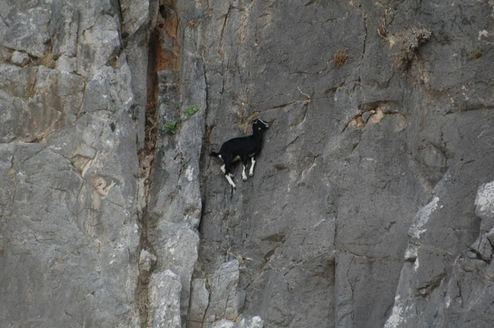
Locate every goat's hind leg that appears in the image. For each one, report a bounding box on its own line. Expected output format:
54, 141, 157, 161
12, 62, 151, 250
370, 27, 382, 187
223, 160, 236, 188
217, 154, 226, 173
249, 157, 256, 176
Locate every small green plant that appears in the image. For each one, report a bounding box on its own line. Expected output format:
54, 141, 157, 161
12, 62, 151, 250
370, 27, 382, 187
160, 106, 199, 136
183, 105, 199, 118
110, 122, 116, 132
162, 120, 179, 135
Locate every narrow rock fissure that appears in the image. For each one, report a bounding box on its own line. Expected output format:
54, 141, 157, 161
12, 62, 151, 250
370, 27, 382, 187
135, 16, 161, 328
135, 0, 183, 326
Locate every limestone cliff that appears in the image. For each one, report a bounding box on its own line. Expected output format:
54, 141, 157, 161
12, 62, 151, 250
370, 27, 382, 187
1, 1, 494, 328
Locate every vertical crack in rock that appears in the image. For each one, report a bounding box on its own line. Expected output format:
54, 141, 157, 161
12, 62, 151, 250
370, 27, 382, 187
112, 0, 125, 47
359, 5, 367, 67
218, 4, 233, 57
135, 7, 162, 328
135, 0, 183, 326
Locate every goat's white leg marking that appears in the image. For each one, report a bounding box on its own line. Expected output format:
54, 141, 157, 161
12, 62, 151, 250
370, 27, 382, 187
220, 164, 226, 174
225, 174, 236, 188
249, 157, 256, 176
242, 165, 248, 181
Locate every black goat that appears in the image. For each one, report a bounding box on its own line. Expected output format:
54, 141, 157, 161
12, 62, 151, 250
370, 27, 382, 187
210, 119, 270, 188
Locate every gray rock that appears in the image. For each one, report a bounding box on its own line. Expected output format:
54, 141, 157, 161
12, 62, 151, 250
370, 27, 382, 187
188, 278, 210, 328
124, 25, 149, 150
211, 316, 263, 328
120, 0, 149, 38
148, 270, 182, 328
237, 316, 264, 328
10, 51, 30, 66
0, 2, 51, 57
80, 63, 134, 115
75, 3, 122, 77
0, 143, 139, 327
204, 260, 243, 324
211, 320, 236, 328
142, 3, 208, 325
50, 0, 79, 58
139, 249, 157, 273
0, 1, 141, 327
185, 0, 494, 327
154, 222, 199, 319
475, 181, 494, 224
3, 0, 494, 327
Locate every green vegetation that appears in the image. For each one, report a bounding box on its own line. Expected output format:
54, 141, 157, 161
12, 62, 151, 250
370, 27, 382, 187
184, 105, 199, 118
162, 120, 179, 135
161, 105, 200, 136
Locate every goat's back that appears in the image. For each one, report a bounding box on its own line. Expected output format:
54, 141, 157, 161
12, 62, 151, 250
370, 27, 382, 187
219, 135, 260, 157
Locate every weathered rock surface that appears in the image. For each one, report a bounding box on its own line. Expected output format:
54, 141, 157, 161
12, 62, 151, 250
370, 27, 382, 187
0, 0, 143, 327
2, 0, 494, 328
148, 270, 183, 328
185, 0, 494, 327
210, 316, 264, 328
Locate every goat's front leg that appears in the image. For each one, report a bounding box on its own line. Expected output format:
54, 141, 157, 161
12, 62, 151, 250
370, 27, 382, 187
242, 165, 248, 181
249, 157, 256, 176
225, 173, 236, 188
241, 156, 250, 181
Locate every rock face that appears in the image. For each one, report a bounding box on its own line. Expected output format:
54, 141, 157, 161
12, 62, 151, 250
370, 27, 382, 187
0, 1, 142, 327
2, 1, 494, 328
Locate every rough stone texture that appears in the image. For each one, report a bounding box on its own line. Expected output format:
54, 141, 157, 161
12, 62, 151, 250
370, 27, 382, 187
386, 180, 494, 328
10, 50, 29, 66
3, 0, 494, 328
211, 316, 263, 328
139, 249, 157, 274
141, 2, 206, 327
183, 0, 494, 327
148, 270, 183, 328
0, 0, 145, 327
204, 260, 243, 324
188, 278, 210, 327
0, 0, 51, 57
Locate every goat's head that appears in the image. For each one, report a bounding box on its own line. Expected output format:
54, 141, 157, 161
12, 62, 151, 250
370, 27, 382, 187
252, 119, 269, 133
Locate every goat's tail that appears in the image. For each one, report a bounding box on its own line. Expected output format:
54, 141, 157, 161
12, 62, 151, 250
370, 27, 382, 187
210, 151, 220, 157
